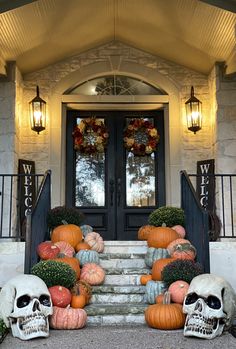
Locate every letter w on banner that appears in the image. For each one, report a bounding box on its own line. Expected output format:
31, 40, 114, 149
18, 159, 36, 239
196, 159, 215, 211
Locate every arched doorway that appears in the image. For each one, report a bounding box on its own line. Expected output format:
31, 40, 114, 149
65, 75, 166, 240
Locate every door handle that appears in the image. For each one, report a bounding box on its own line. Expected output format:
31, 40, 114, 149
109, 179, 114, 206
117, 178, 121, 206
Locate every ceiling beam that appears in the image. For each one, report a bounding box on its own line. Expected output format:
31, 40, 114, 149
200, 0, 236, 13
0, 0, 37, 14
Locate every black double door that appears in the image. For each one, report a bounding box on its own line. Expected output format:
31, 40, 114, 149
66, 110, 165, 240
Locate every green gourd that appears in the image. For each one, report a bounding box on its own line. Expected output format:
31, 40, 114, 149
145, 280, 167, 304
76, 249, 100, 266
145, 247, 170, 268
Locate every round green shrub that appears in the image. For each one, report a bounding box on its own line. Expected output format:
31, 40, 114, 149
47, 206, 85, 230
161, 259, 204, 286
148, 206, 185, 227
31, 260, 76, 288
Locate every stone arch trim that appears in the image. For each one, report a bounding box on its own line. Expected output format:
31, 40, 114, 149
50, 59, 181, 207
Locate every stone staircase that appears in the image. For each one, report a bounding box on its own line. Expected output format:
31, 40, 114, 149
86, 241, 150, 326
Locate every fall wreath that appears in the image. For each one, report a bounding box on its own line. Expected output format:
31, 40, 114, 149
123, 119, 159, 156
73, 118, 109, 154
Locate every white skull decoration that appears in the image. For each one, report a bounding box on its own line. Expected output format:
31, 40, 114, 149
0, 274, 53, 340
183, 273, 236, 339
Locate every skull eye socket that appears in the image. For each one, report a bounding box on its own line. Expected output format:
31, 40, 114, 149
17, 295, 31, 308
39, 295, 51, 307
185, 292, 199, 305
206, 295, 221, 309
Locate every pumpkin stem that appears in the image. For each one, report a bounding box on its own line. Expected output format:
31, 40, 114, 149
161, 222, 167, 227
163, 291, 171, 304
61, 220, 68, 225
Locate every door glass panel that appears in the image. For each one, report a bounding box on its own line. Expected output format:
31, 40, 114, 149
125, 117, 156, 207
75, 118, 105, 207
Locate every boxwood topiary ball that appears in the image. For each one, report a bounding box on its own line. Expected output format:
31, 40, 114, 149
148, 206, 185, 227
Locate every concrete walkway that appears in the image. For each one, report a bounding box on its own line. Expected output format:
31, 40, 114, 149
1, 325, 236, 349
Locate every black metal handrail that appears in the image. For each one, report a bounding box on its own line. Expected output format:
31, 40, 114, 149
24, 170, 51, 273
189, 173, 236, 238
181, 171, 210, 272
0, 173, 44, 239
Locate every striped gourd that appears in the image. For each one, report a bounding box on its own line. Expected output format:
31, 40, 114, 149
145, 247, 170, 268
76, 250, 100, 267
145, 280, 167, 304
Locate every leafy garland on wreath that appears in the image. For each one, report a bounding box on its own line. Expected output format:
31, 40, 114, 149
123, 118, 159, 156
73, 117, 109, 155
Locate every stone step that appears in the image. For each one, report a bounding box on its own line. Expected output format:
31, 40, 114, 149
100, 258, 146, 269
92, 285, 146, 294
103, 241, 147, 254
87, 314, 146, 326
99, 252, 146, 260
104, 274, 142, 285
104, 267, 150, 275
91, 293, 145, 304
85, 303, 148, 316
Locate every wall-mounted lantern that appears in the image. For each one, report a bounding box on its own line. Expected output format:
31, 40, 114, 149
29, 86, 46, 134
185, 86, 202, 134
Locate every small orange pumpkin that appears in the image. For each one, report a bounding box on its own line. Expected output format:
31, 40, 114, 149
51, 224, 83, 248
152, 258, 175, 281
75, 241, 91, 252
71, 294, 87, 309
140, 274, 152, 285
145, 291, 186, 330
155, 293, 165, 304
147, 227, 179, 249
71, 280, 92, 304
53, 257, 81, 279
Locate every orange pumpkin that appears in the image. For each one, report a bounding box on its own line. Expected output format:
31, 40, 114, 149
51, 224, 83, 248
53, 257, 81, 279
71, 280, 92, 304
54, 241, 75, 257
80, 263, 105, 285
75, 241, 91, 252
49, 306, 87, 329
71, 294, 87, 309
145, 291, 186, 330
140, 274, 152, 285
152, 258, 175, 281
168, 280, 189, 304
138, 225, 155, 240
147, 227, 179, 249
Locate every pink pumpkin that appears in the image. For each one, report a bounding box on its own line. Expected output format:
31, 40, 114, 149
84, 232, 104, 252
54, 241, 75, 257
80, 263, 105, 285
49, 285, 72, 308
168, 280, 189, 304
166, 238, 190, 255
171, 225, 186, 238
49, 306, 87, 329
37, 241, 60, 260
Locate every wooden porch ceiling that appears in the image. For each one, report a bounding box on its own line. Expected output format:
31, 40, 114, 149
0, 0, 235, 76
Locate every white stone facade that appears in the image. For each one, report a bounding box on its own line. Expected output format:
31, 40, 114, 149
0, 41, 235, 210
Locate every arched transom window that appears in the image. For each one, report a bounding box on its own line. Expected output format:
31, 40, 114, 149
67, 75, 167, 96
